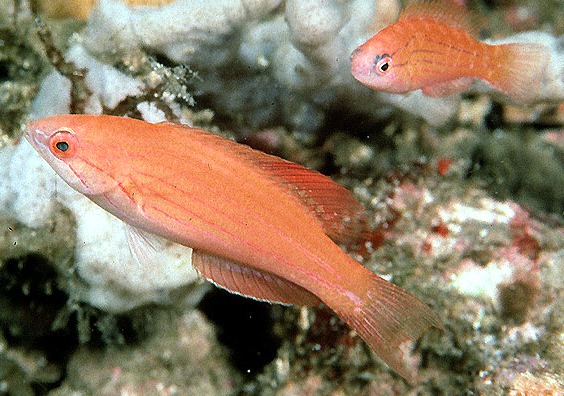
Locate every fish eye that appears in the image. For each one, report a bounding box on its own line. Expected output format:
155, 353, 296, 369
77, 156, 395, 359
49, 128, 78, 159
374, 54, 392, 75
56, 141, 69, 152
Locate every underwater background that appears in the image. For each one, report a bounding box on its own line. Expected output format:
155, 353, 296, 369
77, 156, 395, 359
0, 0, 563, 394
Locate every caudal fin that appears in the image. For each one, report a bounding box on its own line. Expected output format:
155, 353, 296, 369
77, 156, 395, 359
329, 268, 442, 381
493, 42, 549, 103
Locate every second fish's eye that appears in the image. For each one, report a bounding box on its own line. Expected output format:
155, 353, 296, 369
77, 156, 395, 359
375, 54, 392, 74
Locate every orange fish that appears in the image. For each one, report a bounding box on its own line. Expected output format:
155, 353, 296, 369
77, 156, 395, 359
25, 114, 441, 380
350, 0, 549, 102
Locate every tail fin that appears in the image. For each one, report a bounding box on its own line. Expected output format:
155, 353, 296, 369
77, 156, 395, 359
492, 43, 549, 103
329, 267, 442, 381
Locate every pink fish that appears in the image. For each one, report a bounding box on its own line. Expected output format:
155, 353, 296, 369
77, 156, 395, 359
25, 114, 441, 380
351, 0, 549, 102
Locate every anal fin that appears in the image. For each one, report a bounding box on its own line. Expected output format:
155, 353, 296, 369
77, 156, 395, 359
192, 250, 321, 306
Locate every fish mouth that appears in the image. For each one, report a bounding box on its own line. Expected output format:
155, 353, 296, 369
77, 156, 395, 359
350, 49, 374, 81
350, 47, 363, 60
29, 131, 43, 148
24, 125, 50, 152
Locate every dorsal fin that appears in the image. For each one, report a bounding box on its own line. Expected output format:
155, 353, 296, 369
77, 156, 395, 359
254, 159, 370, 248
163, 122, 370, 248
399, 0, 484, 37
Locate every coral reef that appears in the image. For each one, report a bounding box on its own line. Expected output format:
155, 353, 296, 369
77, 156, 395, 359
0, 0, 562, 395
33, 0, 177, 20
0, 1, 43, 143
18, 0, 564, 131
73, 0, 563, 128
48, 310, 240, 396
238, 158, 564, 394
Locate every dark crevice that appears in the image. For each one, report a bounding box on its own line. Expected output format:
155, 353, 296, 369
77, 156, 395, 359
198, 288, 281, 377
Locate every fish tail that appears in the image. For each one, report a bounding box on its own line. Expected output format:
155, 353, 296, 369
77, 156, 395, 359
328, 265, 442, 382
491, 42, 549, 103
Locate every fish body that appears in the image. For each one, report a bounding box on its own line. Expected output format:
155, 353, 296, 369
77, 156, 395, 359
25, 114, 441, 380
351, 0, 548, 102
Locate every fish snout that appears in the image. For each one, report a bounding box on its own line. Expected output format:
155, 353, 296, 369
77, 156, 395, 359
350, 47, 375, 82
24, 122, 50, 151
350, 47, 364, 60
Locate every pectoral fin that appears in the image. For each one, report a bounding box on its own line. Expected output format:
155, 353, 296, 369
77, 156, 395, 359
126, 223, 179, 267
421, 77, 473, 97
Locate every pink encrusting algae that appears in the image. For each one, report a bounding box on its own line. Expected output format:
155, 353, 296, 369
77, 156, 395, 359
24, 114, 442, 381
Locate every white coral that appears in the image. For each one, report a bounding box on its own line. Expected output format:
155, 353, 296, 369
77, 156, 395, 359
76, 0, 562, 127
28, 0, 564, 130
78, 0, 460, 126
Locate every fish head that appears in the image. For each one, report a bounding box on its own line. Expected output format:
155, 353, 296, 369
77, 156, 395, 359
25, 114, 122, 196
350, 29, 410, 94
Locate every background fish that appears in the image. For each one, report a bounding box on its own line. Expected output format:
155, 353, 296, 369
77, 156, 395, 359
25, 114, 441, 380
350, 0, 549, 103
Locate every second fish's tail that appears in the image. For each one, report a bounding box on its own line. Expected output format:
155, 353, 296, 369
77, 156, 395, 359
491, 42, 549, 104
